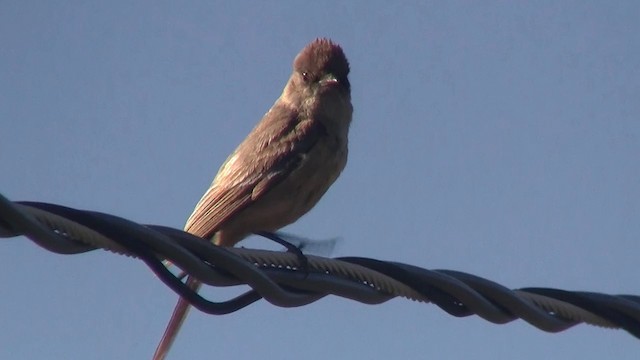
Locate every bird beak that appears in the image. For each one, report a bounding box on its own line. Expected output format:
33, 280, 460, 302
320, 74, 339, 86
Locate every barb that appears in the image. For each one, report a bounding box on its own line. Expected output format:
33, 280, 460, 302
1, 193, 639, 339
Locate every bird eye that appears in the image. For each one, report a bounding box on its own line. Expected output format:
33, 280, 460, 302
301, 72, 310, 82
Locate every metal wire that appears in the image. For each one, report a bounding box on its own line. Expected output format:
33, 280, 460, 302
1, 192, 638, 339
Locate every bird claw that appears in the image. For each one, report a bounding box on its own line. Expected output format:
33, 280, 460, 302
255, 231, 310, 276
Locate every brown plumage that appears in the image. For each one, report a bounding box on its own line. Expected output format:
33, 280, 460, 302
153, 38, 352, 359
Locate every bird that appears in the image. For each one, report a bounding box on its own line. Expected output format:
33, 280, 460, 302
152, 38, 352, 359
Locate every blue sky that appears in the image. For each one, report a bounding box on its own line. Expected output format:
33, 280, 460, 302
1, 2, 639, 359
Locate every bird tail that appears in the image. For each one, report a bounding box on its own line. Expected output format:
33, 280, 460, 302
152, 277, 201, 360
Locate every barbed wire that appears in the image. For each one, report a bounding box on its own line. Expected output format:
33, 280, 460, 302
1, 192, 638, 339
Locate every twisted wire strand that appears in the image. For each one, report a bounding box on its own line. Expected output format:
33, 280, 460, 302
1, 193, 638, 339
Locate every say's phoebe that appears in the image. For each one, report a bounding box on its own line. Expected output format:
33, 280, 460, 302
153, 38, 352, 359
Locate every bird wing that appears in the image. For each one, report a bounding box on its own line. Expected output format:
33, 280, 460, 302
183, 102, 325, 239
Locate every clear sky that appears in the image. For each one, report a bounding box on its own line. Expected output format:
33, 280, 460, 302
1, 1, 639, 359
